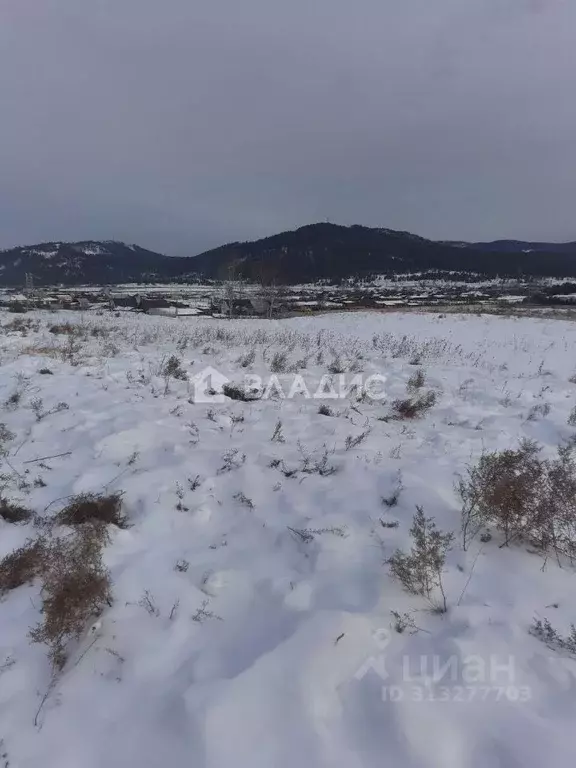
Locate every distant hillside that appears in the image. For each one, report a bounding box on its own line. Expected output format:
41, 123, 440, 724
451, 240, 576, 254
0, 241, 197, 286
1, 226, 576, 286
191, 224, 576, 283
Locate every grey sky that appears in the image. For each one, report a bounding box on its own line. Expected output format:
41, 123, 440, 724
1, 0, 575, 255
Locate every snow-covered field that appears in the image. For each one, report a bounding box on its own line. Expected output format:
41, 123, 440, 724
1, 308, 576, 768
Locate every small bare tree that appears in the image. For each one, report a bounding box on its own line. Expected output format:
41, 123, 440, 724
256, 258, 282, 318
388, 506, 454, 612
219, 259, 244, 319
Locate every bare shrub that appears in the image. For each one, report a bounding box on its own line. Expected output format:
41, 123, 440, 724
32, 399, 69, 422
270, 351, 289, 373
222, 382, 259, 402
288, 525, 346, 543
218, 449, 246, 474
0, 423, 15, 454
38, 368, 54, 375
382, 471, 404, 508
4, 389, 23, 411
30, 398, 44, 420
55, 492, 128, 529
345, 428, 371, 450
457, 440, 544, 549
49, 323, 78, 336
458, 474, 484, 552
21, 344, 61, 361
8, 302, 27, 314
229, 413, 244, 432
406, 369, 426, 393
0, 538, 45, 595
174, 482, 188, 512
389, 391, 437, 420
349, 357, 363, 374
530, 617, 576, 654
388, 506, 454, 612
327, 355, 346, 374
298, 442, 337, 477
89, 326, 110, 338
30, 526, 112, 670
61, 334, 84, 364
191, 598, 221, 623
458, 441, 576, 558
271, 419, 285, 443
162, 355, 187, 381
100, 339, 120, 357
188, 475, 202, 491
526, 403, 551, 421
318, 404, 333, 416
138, 590, 160, 617
532, 446, 576, 560
233, 491, 254, 510
293, 356, 310, 370
568, 406, 576, 427
0, 656, 16, 675
51, 401, 70, 416
0, 497, 32, 524
391, 609, 418, 634
236, 349, 256, 368
3, 316, 37, 331
269, 458, 298, 478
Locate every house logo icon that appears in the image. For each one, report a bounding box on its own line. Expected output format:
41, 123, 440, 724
190, 366, 230, 403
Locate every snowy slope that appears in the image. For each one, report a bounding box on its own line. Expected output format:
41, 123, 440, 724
0, 241, 190, 285
1, 310, 576, 767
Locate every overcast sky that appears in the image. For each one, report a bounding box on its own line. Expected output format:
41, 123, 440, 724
1, 0, 575, 255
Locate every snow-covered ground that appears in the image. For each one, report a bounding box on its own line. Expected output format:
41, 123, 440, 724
1, 309, 576, 768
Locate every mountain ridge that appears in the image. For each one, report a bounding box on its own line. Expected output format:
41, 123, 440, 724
191, 223, 576, 283
1, 224, 576, 286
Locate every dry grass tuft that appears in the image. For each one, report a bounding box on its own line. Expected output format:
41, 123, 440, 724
48, 323, 78, 335
55, 492, 128, 529
0, 497, 33, 524
0, 538, 46, 595
1, 520, 114, 669
21, 344, 62, 359
30, 525, 112, 669
390, 391, 437, 420
406, 369, 426, 393
3, 317, 40, 333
